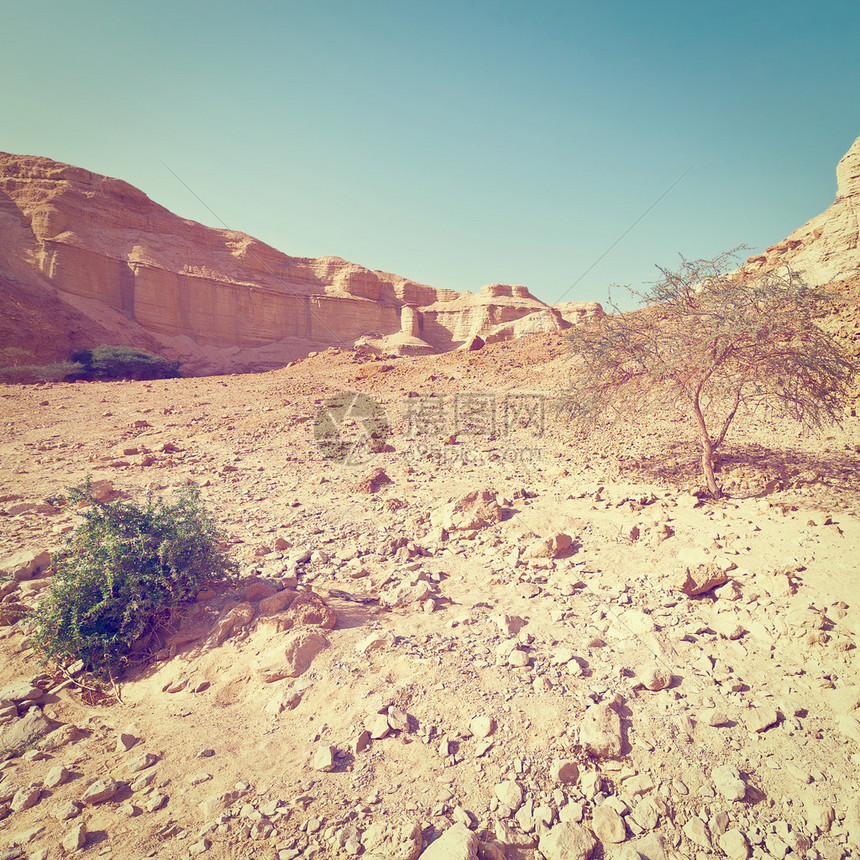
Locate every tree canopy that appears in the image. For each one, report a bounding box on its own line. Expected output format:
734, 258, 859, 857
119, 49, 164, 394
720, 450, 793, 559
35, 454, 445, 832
565, 252, 858, 497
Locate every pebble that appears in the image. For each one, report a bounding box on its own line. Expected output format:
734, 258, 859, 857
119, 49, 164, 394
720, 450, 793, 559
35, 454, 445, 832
469, 715, 495, 738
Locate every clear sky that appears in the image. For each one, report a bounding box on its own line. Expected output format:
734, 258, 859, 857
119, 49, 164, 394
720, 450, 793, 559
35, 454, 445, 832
3, 1, 859, 309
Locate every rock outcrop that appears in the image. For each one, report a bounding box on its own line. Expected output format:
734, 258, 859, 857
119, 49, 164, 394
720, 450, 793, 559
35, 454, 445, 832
743, 134, 860, 286
0, 152, 601, 374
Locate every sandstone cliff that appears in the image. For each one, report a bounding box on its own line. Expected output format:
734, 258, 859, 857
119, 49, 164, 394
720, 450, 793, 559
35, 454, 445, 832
0, 152, 601, 374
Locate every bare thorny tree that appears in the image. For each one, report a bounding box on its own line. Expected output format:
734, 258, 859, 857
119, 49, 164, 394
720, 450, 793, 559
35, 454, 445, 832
564, 250, 858, 498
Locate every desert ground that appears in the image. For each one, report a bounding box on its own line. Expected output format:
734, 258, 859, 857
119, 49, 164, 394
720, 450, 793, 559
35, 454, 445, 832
1, 333, 859, 860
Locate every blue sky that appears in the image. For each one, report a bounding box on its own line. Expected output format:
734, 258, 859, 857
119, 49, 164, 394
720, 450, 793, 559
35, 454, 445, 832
3, 1, 858, 308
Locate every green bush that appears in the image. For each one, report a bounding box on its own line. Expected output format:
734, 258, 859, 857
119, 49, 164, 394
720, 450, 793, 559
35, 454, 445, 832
70, 346, 181, 381
28, 480, 236, 679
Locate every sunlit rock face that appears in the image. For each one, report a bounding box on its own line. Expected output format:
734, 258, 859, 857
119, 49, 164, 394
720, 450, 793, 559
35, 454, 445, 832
743, 134, 860, 287
0, 152, 602, 372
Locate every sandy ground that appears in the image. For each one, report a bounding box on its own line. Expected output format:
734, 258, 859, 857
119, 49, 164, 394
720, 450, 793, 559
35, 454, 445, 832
1, 334, 859, 860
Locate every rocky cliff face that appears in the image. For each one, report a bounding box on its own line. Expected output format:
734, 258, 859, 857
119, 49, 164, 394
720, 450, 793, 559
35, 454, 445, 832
0, 153, 601, 374
744, 134, 860, 285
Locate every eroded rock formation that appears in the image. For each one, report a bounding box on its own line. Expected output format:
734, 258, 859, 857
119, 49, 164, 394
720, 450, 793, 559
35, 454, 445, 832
0, 152, 603, 374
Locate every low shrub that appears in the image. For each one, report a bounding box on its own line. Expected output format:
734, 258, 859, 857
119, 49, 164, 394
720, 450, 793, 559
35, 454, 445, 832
28, 480, 236, 679
0, 361, 84, 384
70, 346, 181, 380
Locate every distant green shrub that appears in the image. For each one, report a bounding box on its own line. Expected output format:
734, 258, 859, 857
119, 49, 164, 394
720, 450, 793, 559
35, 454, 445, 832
0, 361, 84, 384
28, 480, 236, 679
70, 346, 181, 381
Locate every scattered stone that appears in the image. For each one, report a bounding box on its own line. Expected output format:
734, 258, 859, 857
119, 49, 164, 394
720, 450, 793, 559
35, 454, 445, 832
43, 765, 69, 789
592, 804, 627, 843
0, 550, 50, 582
701, 709, 730, 727
115, 732, 139, 752
634, 663, 672, 691
0, 708, 51, 752
145, 793, 167, 812
677, 564, 729, 597
10, 784, 41, 813
257, 589, 298, 617
82, 777, 121, 804
199, 790, 242, 818
719, 829, 750, 860
745, 704, 779, 733
361, 818, 423, 860
712, 765, 746, 801
579, 703, 623, 758
38, 723, 80, 751
493, 614, 527, 637
550, 760, 580, 785
356, 631, 396, 654
523, 532, 573, 559
469, 715, 495, 738
127, 752, 158, 772
353, 467, 392, 494
311, 745, 336, 772
683, 816, 711, 848
418, 822, 478, 859
494, 780, 524, 813
431, 488, 504, 532
387, 707, 410, 732
367, 713, 391, 740
539, 821, 598, 860
62, 823, 87, 853
0, 681, 44, 704
53, 801, 81, 821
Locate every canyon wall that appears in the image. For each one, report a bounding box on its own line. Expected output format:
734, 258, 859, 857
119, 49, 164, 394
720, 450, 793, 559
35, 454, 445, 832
0, 152, 600, 373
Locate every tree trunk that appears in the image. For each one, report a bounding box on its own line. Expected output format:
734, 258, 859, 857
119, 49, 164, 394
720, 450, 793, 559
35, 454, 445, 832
691, 393, 721, 498
700, 438, 721, 498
